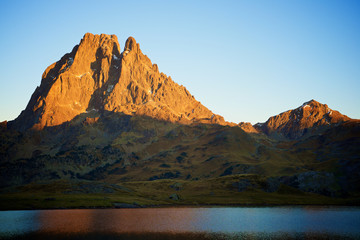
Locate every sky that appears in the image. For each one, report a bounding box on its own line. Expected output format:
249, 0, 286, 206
0, 0, 359, 124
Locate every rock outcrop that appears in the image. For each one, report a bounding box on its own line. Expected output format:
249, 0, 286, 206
10, 33, 225, 131
238, 122, 259, 133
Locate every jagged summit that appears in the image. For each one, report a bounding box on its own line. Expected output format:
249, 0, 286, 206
124, 36, 138, 52
254, 99, 351, 139
10, 33, 225, 131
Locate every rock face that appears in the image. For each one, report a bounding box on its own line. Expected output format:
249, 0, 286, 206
238, 122, 258, 133
10, 33, 225, 131
254, 100, 351, 139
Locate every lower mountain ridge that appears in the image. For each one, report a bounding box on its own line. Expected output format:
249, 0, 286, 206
0, 33, 359, 209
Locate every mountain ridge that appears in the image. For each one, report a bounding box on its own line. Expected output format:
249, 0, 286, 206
7, 33, 356, 136
9, 33, 227, 132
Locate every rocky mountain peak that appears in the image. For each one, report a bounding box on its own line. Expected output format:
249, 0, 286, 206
9, 33, 225, 131
124, 36, 138, 52
255, 100, 351, 139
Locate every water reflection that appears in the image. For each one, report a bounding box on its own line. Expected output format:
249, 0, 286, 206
0, 210, 39, 234
37, 208, 197, 233
0, 207, 360, 238
196, 207, 360, 233
38, 209, 94, 233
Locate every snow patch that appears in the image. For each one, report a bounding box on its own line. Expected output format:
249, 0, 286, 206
86, 108, 98, 113
107, 85, 114, 93
68, 57, 74, 66
113, 54, 119, 60
299, 102, 312, 110
114, 65, 119, 69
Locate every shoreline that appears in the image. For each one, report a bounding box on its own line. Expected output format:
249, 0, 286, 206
1, 202, 360, 211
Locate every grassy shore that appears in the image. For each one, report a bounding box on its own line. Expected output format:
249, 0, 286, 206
1, 175, 359, 210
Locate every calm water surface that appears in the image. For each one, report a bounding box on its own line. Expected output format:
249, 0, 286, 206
1, 207, 360, 239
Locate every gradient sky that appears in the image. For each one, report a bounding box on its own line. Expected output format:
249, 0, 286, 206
0, 0, 359, 124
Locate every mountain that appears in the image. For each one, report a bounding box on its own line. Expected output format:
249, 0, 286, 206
254, 99, 351, 139
1, 33, 359, 209
9, 33, 225, 132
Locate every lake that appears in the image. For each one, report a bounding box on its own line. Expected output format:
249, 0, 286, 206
0, 206, 360, 239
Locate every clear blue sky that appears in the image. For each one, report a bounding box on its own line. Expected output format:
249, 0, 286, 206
0, 0, 359, 124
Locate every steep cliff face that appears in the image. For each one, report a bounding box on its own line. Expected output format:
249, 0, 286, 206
10, 33, 225, 131
255, 100, 351, 139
